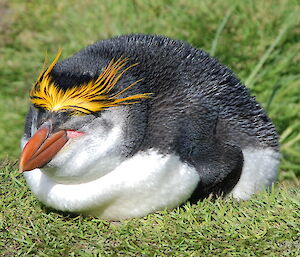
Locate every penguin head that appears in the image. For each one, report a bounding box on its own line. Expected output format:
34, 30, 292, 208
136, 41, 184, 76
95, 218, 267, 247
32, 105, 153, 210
19, 50, 150, 183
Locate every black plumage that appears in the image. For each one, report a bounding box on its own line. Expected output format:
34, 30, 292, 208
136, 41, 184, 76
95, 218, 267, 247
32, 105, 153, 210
23, 34, 279, 204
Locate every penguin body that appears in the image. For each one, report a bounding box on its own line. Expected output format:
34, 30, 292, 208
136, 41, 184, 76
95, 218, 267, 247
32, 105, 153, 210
20, 35, 280, 220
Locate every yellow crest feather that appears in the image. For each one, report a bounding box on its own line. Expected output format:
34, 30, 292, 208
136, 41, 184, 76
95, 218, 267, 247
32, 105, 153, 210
30, 50, 151, 115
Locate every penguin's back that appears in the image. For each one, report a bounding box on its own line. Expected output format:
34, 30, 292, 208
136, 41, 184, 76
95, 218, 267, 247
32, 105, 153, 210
54, 34, 278, 152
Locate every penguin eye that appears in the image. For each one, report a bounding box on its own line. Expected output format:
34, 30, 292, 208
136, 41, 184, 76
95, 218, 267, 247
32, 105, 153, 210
91, 112, 101, 118
36, 108, 48, 126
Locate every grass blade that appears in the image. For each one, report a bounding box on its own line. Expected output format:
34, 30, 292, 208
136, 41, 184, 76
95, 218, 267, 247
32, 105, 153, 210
245, 17, 294, 88
210, 6, 236, 56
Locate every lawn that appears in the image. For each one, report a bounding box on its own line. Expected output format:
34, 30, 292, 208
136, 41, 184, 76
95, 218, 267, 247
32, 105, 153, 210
0, 0, 299, 256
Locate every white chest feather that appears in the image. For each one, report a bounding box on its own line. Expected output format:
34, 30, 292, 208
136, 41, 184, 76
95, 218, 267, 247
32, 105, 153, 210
24, 150, 200, 220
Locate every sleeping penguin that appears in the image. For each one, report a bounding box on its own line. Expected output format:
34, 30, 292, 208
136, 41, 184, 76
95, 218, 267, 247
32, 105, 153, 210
19, 34, 280, 220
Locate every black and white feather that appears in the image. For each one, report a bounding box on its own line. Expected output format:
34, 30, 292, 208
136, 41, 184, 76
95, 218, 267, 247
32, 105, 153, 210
22, 35, 280, 220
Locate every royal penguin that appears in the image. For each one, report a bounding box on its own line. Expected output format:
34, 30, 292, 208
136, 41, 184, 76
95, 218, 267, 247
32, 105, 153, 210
19, 34, 280, 220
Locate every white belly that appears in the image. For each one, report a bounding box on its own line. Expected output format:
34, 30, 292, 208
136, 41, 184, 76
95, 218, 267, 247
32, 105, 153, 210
24, 147, 280, 220
24, 150, 200, 220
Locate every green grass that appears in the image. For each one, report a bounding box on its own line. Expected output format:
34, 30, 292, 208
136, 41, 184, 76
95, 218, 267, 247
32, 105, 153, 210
0, 0, 300, 255
1, 161, 299, 256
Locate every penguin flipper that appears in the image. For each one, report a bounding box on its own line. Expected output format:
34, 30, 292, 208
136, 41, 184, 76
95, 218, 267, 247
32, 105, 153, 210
188, 141, 244, 201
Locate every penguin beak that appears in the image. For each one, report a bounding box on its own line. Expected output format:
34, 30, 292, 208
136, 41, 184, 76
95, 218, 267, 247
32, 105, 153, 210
19, 124, 69, 173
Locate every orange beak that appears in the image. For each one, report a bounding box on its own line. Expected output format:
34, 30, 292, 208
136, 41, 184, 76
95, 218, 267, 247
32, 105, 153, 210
19, 124, 69, 173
